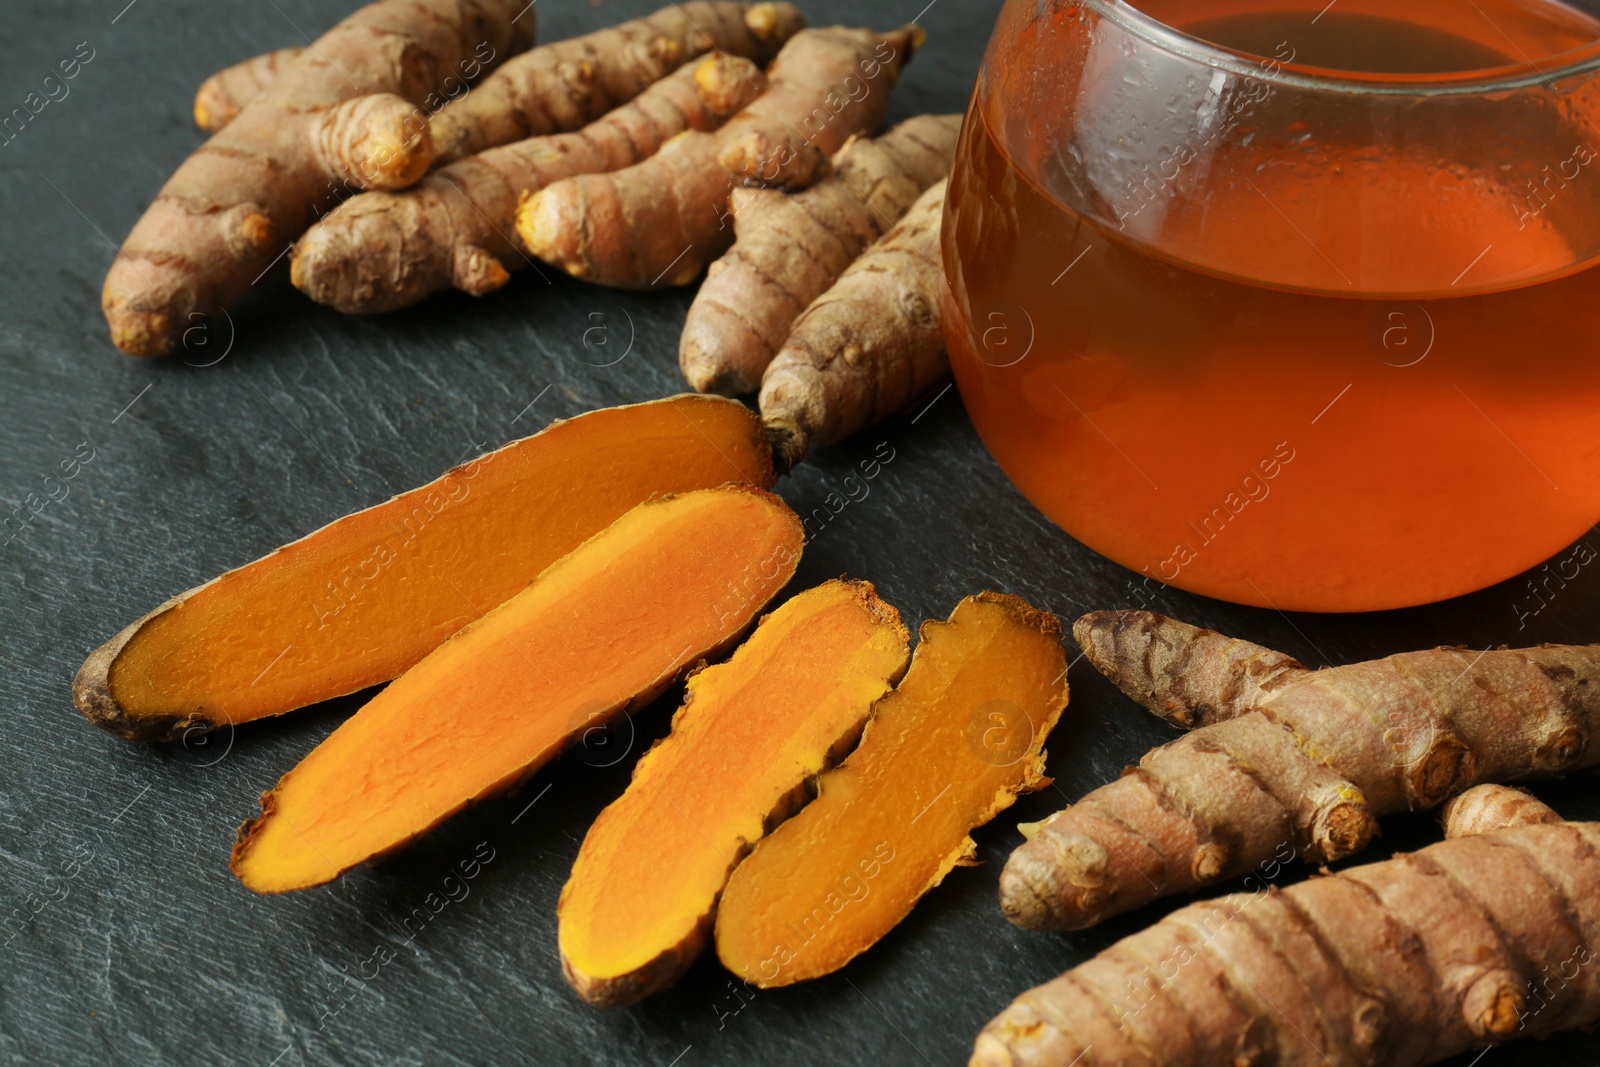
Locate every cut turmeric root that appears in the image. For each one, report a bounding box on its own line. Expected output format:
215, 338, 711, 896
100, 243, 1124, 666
714, 593, 1068, 986
73, 395, 771, 742
558, 579, 911, 1007
231, 485, 804, 893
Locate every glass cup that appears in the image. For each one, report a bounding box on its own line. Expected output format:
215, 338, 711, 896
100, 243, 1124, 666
942, 0, 1600, 612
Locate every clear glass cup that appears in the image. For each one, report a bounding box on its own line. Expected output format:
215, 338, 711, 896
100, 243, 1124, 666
942, 0, 1600, 612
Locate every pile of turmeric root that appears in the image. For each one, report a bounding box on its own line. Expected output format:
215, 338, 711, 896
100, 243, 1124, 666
977, 612, 1600, 1067
105, 0, 959, 470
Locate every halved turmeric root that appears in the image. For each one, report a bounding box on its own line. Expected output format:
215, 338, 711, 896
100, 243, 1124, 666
715, 592, 1069, 986
558, 578, 911, 1007
231, 485, 804, 893
74, 395, 771, 742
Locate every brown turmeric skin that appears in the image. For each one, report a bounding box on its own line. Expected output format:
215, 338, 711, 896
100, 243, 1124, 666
759, 179, 950, 472
716, 26, 925, 190
516, 26, 919, 290
1441, 783, 1563, 839
1000, 609, 1600, 931
193, 48, 303, 131
291, 55, 764, 313
428, 1, 803, 165
680, 114, 960, 396
974, 818, 1600, 1067
101, 0, 533, 356
103, 0, 534, 358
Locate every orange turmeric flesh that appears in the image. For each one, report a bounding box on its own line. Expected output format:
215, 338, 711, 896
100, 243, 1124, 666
231, 486, 803, 894
558, 579, 911, 1007
714, 593, 1068, 986
73, 395, 771, 741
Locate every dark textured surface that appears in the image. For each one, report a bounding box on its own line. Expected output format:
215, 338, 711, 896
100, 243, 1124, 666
2, 2, 1598, 1065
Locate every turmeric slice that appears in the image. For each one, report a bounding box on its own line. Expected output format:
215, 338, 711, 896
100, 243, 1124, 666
193, 48, 303, 132
74, 395, 771, 742
715, 593, 1068, 986
231, 485, 804, 893
559, 579, 911, 1007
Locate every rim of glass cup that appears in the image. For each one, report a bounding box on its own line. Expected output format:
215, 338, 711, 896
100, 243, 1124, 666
1082, 0, 1600, 95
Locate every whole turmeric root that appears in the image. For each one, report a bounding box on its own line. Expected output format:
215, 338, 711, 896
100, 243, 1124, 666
516, 26, 920, 290
291, 55, 764, 313
1000, 610, 1600, 931
193, 48, 303, 132
680, 114, 960, 396
759, 178, 949, 472
428, 1, 803, 165
973, 816, 1600, 1067
101, 0, 532, 356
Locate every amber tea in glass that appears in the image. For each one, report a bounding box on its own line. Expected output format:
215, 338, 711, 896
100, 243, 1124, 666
944, 0, 1600, 611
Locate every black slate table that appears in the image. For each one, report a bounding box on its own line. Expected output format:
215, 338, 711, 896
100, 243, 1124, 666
3, 2, 1598, 1065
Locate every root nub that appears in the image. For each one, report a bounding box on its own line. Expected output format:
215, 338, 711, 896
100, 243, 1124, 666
1464, 970, 1526, 1040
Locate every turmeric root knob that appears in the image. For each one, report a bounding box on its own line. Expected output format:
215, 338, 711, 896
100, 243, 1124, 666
518, 129, 731, 286
1071, 609, 1308, 728
1442, 783, 1563, 839
1463, 969, 1527, 1040
313, 93, 434, 191
743, 0, 805, 43
716, 24, 925, 189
